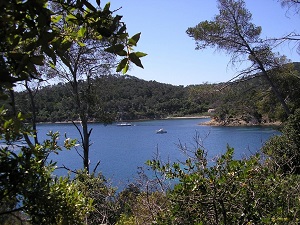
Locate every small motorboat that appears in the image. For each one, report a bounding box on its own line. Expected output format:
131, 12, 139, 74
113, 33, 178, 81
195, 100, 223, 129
156, 128, 167, 134
116, 122, 132, 126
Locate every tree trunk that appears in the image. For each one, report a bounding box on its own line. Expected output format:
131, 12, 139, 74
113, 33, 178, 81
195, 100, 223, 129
247, 46, 291, 117
81, 116, 90, 173
71, 77, 92, 173
261, 70, 291, 117
25, 81, 39, 145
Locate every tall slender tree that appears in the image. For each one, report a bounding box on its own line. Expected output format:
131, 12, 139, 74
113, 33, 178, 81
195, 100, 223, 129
46, 2, 146, 173
48, 35, 116, 173
187, 0, 291, 116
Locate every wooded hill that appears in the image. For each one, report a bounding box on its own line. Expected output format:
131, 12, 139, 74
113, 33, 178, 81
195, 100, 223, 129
13, 75, 206, 123
13, 62, 300, 124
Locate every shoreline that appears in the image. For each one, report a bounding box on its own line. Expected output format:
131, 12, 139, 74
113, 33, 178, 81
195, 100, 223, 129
166, 116, 210, 119
37, 116, 211, 124
38, 116, 282, 127
199, 118, 282, 127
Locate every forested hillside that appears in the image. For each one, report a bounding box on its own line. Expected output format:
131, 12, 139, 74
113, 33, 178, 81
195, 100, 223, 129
13, 63, 300, 124
188, 62, 300, 125
212, 62, 300, 124
14, 75, 208, 123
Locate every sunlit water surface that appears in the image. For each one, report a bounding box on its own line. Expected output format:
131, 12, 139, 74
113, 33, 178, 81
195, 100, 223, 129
37, 118, 280, 187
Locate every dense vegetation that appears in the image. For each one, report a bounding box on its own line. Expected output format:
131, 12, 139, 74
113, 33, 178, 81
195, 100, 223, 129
13, 75, 206, 122
203, 62, 300, 125
1, 0, 300, 224
0, 0, 146, 223
13, 62, 300, 124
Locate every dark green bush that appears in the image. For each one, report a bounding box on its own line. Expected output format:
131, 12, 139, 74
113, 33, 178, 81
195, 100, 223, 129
262, 108, 300, 174
147, 147, 300, 224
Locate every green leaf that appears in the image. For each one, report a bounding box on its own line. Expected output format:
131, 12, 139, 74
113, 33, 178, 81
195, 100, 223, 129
17, 112, 23, 120
97, 27, 112, 37
78, 41, 86, 47
113, 15, 123, 24
129, 52, 144, 68
66, 13, 77, 21
122, 63, 129, 74
103, 2, 111, 11
105, 44, 125, 54
78, 26, 86, 38
135, 51, 147, 58
128, 32, 141, 46
116, 50, 127, 56
51, 15, 63, 23
116, 58, 128, 72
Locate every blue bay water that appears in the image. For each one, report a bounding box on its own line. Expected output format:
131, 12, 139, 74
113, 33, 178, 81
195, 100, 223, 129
38, 118, 280, 187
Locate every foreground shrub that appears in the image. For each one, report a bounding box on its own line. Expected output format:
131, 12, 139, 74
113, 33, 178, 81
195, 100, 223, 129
0, 108, 94, 224
262, 108, 300, 174
116, 168, 170, 225
73, 171, 118, 225
147, 147, 300, 224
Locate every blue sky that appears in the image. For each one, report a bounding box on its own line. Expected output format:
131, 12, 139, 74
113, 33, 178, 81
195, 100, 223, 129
104, 0, 299, 86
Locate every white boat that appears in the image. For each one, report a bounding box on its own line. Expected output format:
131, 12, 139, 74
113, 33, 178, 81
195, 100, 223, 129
116, 122, 132, 126
156, 128, 167, 134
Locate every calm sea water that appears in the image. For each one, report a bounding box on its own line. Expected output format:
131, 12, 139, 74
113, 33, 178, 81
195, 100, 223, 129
37, 118, 280, 187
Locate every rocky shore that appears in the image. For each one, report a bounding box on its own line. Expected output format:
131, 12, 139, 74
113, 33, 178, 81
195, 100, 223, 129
200, 117, 282, 127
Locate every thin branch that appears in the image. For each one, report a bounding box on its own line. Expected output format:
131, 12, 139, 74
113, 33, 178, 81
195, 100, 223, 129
74, 146, 84, 160
93, 160, 101, 173
217, 66, 258, 91
72, 121, 84, 147
57, 164, 79, 174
